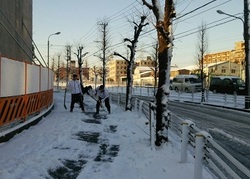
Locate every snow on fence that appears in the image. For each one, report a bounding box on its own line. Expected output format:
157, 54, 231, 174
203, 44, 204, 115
0, 56, 54, 130
181, 120, 250, 179
110, 92, 250, 179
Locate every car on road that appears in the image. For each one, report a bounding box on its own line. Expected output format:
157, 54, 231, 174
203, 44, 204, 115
209, 76, 245, 95
172, 75, 202, 92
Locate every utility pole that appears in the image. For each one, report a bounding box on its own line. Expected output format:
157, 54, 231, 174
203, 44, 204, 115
66, 46, 71, 85
52, 58, 55, 72
244, 0, 250, 108
57, 55, 60, 90
98, 22, 108, 87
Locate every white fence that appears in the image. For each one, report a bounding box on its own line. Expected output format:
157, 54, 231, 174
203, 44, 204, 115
109, 93, 250, 179
0, 56, 53, 97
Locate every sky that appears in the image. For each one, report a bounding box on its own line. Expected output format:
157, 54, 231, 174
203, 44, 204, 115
33, 0, 244, 68
0, 91, 216, 179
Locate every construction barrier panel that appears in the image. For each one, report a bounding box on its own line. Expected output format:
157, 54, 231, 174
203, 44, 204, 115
0, 56, 54, 127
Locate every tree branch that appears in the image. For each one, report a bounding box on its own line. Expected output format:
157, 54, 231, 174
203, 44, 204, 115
113, 52, 129, 62
142, 0, 153, 9
124, 38, 132, 43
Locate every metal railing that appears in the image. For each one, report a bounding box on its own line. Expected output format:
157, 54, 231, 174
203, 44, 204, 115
110, 92, 250, 179
108, 86, 250, 110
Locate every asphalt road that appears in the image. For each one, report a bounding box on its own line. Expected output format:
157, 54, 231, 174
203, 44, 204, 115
168, 101, 250, 172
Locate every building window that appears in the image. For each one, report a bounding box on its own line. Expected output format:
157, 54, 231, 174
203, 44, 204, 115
231, 69, 236, 73
221, 69, 226, 73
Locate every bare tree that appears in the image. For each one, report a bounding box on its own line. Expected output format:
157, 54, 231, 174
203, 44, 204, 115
150, 42, 159, 96
91, 66, 99, 89
74, 46, 88, 85
196, 22, 208, 102
142, 0, 175, 146
56, 55, 61, 89
114, 16, 149, 111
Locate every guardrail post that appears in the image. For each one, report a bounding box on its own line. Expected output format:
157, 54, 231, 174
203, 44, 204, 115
117, 94, 120, 106
138, 100, 144, 118
134, 98, 138, 112
180, 120, 190, 163
149, 103, 154, 148
194, 132, 205, 179
191, 92, 194, 102
178, 91, 181, 101
206, 90, 209, 103
109, 93, 112, 104
224, 94, 227, 106
234, 93, 237, 108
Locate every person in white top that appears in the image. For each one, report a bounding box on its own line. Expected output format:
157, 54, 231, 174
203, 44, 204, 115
95, 85, 111, 114
67, 74, 84, 112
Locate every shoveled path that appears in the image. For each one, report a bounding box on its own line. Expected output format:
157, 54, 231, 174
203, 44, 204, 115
47, 98, 119, 179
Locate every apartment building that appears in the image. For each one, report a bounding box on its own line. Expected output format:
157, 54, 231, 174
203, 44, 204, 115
203, 41, 244, 65
107, 59, 128, 84
203, 41, 245, 80
135, 56, 156, 67
103, 56, 156, 85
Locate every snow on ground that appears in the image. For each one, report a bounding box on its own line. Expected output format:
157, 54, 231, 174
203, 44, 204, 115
0, 91, 216, 179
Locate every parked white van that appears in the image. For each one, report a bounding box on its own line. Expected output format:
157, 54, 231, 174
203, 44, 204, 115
172, 75, 202, 92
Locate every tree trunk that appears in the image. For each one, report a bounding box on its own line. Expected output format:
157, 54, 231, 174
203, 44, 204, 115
125, 62, 132, 111
155, 48, 169, 146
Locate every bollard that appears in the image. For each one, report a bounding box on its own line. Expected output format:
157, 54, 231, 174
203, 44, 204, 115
194, 132, 205, 179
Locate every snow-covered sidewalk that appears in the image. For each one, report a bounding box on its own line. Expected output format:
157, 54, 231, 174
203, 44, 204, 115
0, 91, 215, 179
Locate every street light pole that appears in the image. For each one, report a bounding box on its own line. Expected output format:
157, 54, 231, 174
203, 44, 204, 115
243, 0, 250, 109
217, 10, 244, 23
47, 32, 61, 68
217, 7, 250, 109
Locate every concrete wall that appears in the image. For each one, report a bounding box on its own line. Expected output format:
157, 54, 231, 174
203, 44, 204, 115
0, 0, 32, 62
